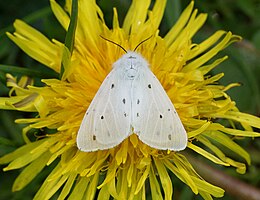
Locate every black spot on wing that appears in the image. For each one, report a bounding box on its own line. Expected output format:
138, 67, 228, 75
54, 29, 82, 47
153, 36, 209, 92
168, 134, 172, 140
93, 135, 96, 140
148, 84, 152, 89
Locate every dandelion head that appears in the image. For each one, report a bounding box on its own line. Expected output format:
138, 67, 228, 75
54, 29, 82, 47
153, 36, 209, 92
1, 0, 260, 199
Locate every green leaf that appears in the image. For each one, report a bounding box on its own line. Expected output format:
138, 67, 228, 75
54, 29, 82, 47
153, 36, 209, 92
0, 137, 15, 146
0, 6, 51, 38
165, 0, 181, 26
0, 64, 59, 79
60, 0, 78, 79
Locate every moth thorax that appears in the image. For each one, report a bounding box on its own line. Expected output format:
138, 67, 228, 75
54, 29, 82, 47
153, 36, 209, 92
126, 67, 138, 80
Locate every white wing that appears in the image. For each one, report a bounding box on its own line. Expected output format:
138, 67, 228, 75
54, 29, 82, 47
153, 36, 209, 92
131, 68, 187, 151
77, 68, 132, 152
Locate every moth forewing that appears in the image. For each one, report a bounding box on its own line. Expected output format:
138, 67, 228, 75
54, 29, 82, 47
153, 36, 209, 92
77, 51, 187, 151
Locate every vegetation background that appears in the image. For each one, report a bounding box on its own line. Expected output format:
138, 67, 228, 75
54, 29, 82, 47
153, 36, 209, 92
0, 0, 259, 199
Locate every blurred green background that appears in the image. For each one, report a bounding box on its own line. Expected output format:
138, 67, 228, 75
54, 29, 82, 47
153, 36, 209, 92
0, 0, 259, 199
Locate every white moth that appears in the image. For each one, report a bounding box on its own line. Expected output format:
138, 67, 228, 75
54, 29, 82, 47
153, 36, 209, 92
77, 50, 187, 152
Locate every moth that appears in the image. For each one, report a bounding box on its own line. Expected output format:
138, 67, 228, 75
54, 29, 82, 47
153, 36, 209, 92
77, 38, 187, 152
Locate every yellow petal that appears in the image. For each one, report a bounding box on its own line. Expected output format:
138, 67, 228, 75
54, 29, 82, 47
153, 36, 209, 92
183, 32, 239, 72
97, 185, 110, 200
0, 96, 29, 110
7, 32, 61, 72
58, 173, 77, 200
123, 0, 151, 34
153, 158, 173, 200
86, 173, 99, 199
13, 20, 56, 50
188, 30, 226, 60
188, 143, 230, 166
188, 121, 211, 138
167, 157, 198, 194
0, 139, 45, 165
135, 164, 150, 194
68, 177, 89, 200
34, 163, 64, 200
149, 165, 163, 200
203, 129, 250, 164
149, 0, 167, 30
4, 138, 57, 170
199, 56, 228, 75
192, 176, 224, 198
214, 111, 260, 129
12, 152, 51, 191
50, 0, 70, 30
164, 1, 194, 45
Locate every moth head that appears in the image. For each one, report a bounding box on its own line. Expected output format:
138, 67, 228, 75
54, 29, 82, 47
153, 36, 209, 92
100, 35, 153, 53
100, 36, 151, 75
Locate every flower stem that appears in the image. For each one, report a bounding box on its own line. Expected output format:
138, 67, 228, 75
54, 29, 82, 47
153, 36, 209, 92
186, 154, 260, 200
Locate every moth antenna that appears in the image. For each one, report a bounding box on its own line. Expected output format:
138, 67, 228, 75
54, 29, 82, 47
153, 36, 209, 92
133, 36, 153, 51
100, 35, 127, 53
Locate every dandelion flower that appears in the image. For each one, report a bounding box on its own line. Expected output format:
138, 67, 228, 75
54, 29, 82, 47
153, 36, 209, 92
1, 0, 260, 199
